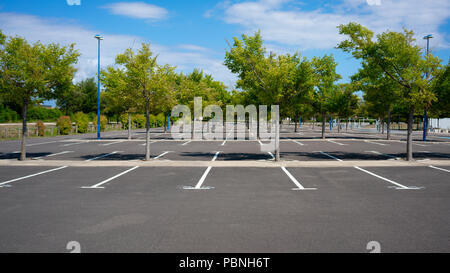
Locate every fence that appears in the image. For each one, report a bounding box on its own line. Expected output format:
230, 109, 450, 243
0, 122, 124, 139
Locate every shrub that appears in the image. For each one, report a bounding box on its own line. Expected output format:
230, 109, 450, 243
93, 115, 108, 132
36, 121, 46, 136
56, 116, 72, 135
119, 113, 132, 129
73, 112, 89, 133
133, 114, 146, 129
149, 114, 156, 128
28, 107, 63, 121
0, 106, 19, 122
156, 113, 165, 127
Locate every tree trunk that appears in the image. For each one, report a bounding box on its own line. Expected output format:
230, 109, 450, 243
164, 114, 167, 133
337, 118, 340, 133
387, 109, 391, 140
128, 112, 131, 140
346, 120, 348, 132
294, 121, 298, 133
381, 118, 385, 134
275, 111, 280, 161
256, 107, 260, 140
145, 100, 151, 161
406, 106, 414, 161
321, 112, 326, 139
20, 101, 28, 161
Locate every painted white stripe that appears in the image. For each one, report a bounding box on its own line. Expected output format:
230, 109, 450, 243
413, 143, 429, 147
85, 151, 121, 161
81, 166, 139, 189
221, 140, 227, 146
354, 166, 419, 190
281, 167, 317, 190
364, 140, 388, 146
194, 166, 212, 189
257, 140, 263, 145
61, 142, 84, 147
429, 165, 450, 173
212, 151, 221, 161
27, 141, 61, 147
181, 140, 192, 146
186, 151, 221, 190
140, 141, 156, 146
101, 141, 124, 146
365, 150, 397, 159
315, 151, 343, 161
290, 139, 305, 146
268, 152, 275, 160
33, 151, 73, 160
327, 140, 346, 146
0, 166, 68, 186
154, 151, 171, 159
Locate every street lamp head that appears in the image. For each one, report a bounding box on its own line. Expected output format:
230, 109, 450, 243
94, 34, 104, 40
423, 34, 433, 40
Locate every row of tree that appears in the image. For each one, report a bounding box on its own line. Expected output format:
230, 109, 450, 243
1, 23, 449, 161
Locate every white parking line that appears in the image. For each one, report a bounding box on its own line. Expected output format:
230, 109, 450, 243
315, 151, 343, 162
354, 166, 421, 190
61, 142, 85, 147
101, 141, 124, 146
0, 166, 68, 187
365, 150, 398, 159
429, 165, 450, 173
85, 151, 121, 161
268, 152, 275, 160
81, 166, 140, 189
140, 141, 156, 146
33, 151, 73, 160
413, 143, 429, 147
27, 141, 62, 147
290, 139, 305, 146
364, 140, 388, 146
181, 140, 192, 146
154, 151, 171, 160
193, 167, 213, 189
327, 140, 346, 146
184, 151, 221, 190
257, 140, 263, 146
211, 151, 221, 161
221, 140, 227, 146
281, 167, 317, 190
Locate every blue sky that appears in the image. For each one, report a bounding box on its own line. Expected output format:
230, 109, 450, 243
0, 0, 449, 89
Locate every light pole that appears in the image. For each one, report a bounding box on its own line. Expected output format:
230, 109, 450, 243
95, 34, 103, 140
423, 34, 433, 142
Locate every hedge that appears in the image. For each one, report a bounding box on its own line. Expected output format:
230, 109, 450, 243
73, 112, 89, 133
56, 116, 72, 135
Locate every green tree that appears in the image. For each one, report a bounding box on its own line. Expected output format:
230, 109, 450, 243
0, 30, 79, 160
352, 62, 401, 139
311, 54, 342, 139
224, 31, 314, 160
338, 22, 442, 160
113, 43, 160, 160
102, 66, 138, 139
329, 84, 359, 133
430, 62, 450, 118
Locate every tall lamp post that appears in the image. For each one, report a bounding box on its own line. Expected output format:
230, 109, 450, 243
95, 34, 103, 140
423, 34, 433, 142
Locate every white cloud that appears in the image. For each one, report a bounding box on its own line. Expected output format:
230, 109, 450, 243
66, 0, 81, 6
220, 0, 450, 50
0, 12, 235, 87
103, 2, 168, 20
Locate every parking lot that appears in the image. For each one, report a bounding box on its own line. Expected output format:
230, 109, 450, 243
0, 127, 449, 252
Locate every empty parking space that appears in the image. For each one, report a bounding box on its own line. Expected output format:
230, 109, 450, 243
1, 127, 449, 252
